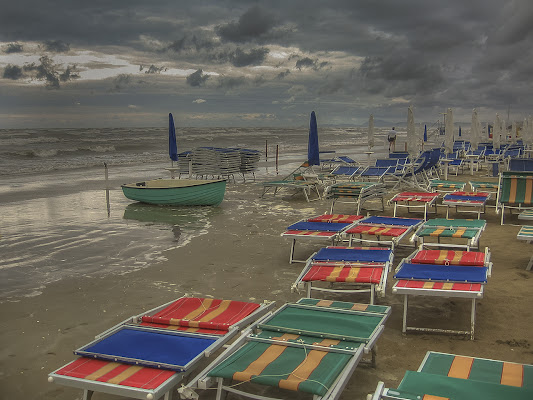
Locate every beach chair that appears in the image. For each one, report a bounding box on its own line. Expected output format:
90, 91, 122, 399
428, 179, 466, 192
346, 215, 423, 252
360, 159, 398, 182
325, 181, 387, 214
442, 191, 491, 219
369, 351, 533, 400
328, 165, 364, 181
496, 171, 533, 224
389, 191, 439, 220
410, 218, 487, 250
261, 161, 322, 202
179, 298, 391, 400
508, 158, 533, 172
281, 214, 363, 263
392, 248, 491, 339
518, 209, 533, 220
291, 246, 394, 304
517, 226, 533, 271
469, 180, 500, 194
48, 296, 274, 400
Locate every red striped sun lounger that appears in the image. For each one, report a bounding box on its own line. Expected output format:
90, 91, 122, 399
292, 246, 394, 304
392, 248, 492, 340
390, 192, 440, 220
346, 215, 423, 251
49, 296, 274, 400
282, 214, 363, 263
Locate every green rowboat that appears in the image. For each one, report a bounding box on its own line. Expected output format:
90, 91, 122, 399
121, 179, 226, 206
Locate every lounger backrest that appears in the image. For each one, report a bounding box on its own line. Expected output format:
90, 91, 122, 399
375, 159, 398, 168
509, 158, 533, 172
499, 173, 533, 205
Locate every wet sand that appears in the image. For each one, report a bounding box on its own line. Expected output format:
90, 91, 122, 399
1, 170, 532, 400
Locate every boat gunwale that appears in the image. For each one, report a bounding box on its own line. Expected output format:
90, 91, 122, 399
121, 179, 227, 190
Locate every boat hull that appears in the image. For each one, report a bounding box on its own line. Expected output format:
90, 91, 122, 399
121, 179, 227, 206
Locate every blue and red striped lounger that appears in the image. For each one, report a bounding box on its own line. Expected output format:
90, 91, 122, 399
292, 245, 394, 304
48, 296, 274, 400
442, 191, 491, 219
282, 214, 363, 263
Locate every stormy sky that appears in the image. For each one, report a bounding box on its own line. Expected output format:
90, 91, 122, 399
1, 0, 532, 128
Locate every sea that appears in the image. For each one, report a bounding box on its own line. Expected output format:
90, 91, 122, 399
0, 126, 391, 301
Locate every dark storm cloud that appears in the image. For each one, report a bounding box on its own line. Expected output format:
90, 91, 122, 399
230, 47, 269, 67
140, 64, 166, 74
277, 69, 290, 79
42, 40, 70, 52
4, 43, 23, 53
186, 69, 209, 87
3, 64, 23, 79
215, 5, 277, 43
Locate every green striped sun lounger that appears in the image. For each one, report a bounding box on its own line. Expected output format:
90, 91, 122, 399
469, 181, 500, 192
428, 180, 466, 193
410, 218, 486, 250
518, 209, 533, 220
517, 226, 533, 271
497, 172, 533, 224
179, 298, 391, 400
370, 351, 533, 400
325, 181, 387, 214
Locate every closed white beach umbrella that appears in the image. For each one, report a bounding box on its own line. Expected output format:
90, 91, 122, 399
368, 114, 375, 149
471, 109, 480, 149
527, 116, 533, 147
511, 121, 517, 143
407, 106, 417, 157
444, 108, 454, 154
493, 114, 501, 149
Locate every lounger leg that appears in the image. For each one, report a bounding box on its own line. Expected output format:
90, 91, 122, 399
83, 390, 94, 400
402, 295, 408, 334
370, 285, 375, 305
393, 203, 397, 217
289, 239, 296, 264
527, 255, 533, 271
215, 378, 226, 400
501, 204, 505, 225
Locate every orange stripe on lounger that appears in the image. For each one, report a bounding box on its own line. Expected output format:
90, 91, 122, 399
525, 179, 533, 205
501, 362, 524, 387
351, 303, 369, 311
442, 282, 454, 290
448, 356, 473, 379
192, 299, 231, 325
107, 365, 144, 384
423, 282, 435, 289
437, 250, 448, 263
85, 362, 122, 381
325, 267, 344, 281
176, 298, 214, 323
423, 396, 450, 400
452, 229, 466, 238
453, 251, 464, 263
316, 299, 333, 307
430, 228, 444, 236
278, 338, 340, 391
509, 177, 518, 203
232, 334, 298, 381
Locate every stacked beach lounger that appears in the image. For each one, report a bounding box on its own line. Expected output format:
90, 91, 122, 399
325, 181, 387, 214
392, 248, 492, 339
346, 215, 423, 252
442, 191, 491, 219
281, 214, 363, 263
48, 296, 274, 400
410, 218, 487, 250
389, 191, 440, 220
370, 351, 533, 400
179, 298, 391, 400
291, 246, 394, 304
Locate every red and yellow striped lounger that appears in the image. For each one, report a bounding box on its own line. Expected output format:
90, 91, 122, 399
346, 215, 423, 251
442, 191, 491, 219
292, 246, 394, 304
48, 296, 274, 400
390, 192, 440, 220
392, 248, 491, 340
369, 351, 533, 400
179, 298, 391, 400
282, 214, 363, 263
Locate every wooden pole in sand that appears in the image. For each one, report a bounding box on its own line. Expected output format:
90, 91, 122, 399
276, 145, 279, 174
104, 162, 110, 217
265, 140, 268, 161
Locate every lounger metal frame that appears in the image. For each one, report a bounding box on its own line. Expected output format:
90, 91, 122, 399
517, 226, 533, 271
48, 297, 275, 400
410, 219, 486, 251
389, 192, 439, 220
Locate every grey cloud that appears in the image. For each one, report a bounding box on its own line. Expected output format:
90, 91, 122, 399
186, 69, 209, 87
277, 69, 290, 79
141, 65, 167, 74
216, 5, 277, 43
4, 43, 23, 53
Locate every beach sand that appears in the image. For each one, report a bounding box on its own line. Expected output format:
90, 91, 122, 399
1, 170, 532, 400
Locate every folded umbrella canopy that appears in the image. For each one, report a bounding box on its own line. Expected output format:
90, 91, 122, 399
169, 112, 178, 162
308, 111, 320, 166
